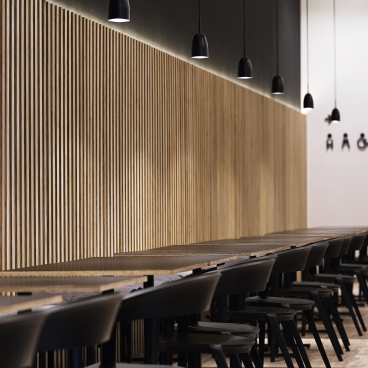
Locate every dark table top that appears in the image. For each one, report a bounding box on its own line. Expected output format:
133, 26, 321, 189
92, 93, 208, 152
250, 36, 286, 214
0, 255, 237, 277
0, 276, 147, 293
116, 242, 298, 257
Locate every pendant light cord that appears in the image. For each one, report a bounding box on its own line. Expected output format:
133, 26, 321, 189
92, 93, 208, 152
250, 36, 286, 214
333, 0, 337, 107
276, 0, 279, 75
198, 0, 201, 33
306, 0, 310, 93
243, 0, 246, 57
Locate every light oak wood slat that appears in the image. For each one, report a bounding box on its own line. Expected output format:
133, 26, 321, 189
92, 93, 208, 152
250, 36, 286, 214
0, 0, 306, 271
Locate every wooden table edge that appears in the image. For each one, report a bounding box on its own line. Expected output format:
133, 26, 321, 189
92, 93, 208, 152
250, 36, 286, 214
114, 245, 292, 257
0, 276, 148, 293
0, 295, 63, 316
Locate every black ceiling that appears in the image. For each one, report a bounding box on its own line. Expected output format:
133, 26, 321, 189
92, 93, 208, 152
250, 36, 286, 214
53, 0, 301, 109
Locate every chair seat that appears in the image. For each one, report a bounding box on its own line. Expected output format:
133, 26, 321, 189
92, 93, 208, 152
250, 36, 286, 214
282, 286, 333, 298
312, 273, 356, 284
159, 332, 254, 355
227, 305, 297, 322
88, 365, 183, 368
188, 321, 259, 338
292, 280, 340, 292
245, 295, 315, 310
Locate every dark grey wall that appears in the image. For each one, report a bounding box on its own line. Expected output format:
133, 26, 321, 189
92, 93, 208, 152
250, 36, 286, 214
51, 0, 301, 109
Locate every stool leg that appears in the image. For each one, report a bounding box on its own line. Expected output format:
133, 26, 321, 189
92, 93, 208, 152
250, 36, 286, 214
230, 354, 243, 368
357, 271, 368, 304
240, 353, 255, 368
210, 345, 230, 368
336, 279, 362, 336
288, 319, 312, 368
311, 292, 343, 361
348, 283, 367, 332
267, 314, 295, 368
258, 321, 266, 365
325, 296, 350, 351
249, 345, 262, 368
281, 320, 305, 368
303, 310, 331, 368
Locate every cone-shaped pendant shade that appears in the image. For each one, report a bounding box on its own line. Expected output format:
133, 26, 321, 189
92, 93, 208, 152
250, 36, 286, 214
238, 57, 253, 79
331, 107, 340, 123
303, 93, 314, 110
108, 0, 130, 22
191, 33, 209, 59
272, 75, 284, 94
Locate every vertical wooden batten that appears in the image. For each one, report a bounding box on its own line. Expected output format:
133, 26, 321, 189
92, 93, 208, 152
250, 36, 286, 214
0, 0, 307, 270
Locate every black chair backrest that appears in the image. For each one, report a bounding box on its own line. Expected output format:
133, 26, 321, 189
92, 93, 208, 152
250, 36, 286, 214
38, 293, 122, 352
0, 310, 48, 368
323, 237, 344, 259
349, 233, 367, 252
212, 255, 276, 296
339, 236, 353, 256
118, 273, 221, 321
270, 246, 311, 274
304, 242, 329, 267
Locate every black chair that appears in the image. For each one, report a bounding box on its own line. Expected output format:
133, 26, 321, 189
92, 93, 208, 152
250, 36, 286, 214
37, 293, 123, 368
0, 309, 48, 368
115, 273, 256, 368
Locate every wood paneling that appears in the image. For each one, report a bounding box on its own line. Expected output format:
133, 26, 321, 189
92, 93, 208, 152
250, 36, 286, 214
0, 0, 307, 270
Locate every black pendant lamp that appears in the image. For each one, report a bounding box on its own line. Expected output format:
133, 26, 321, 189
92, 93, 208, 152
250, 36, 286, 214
272, 0, 284, 94
238, 0, 253, 79
191, 0, 209, 59
108, 0, 130, 23
330, 0, 340, 123
303, 0, 314, 110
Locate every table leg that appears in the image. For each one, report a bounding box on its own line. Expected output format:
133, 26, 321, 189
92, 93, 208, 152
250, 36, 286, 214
144, 275, 159, 364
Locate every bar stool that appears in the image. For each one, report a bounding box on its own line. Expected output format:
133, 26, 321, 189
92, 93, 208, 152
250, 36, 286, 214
204, 254, 309, 368
0, 310, 48, 368
309, 235, 366, 335
245, 243, 332, 368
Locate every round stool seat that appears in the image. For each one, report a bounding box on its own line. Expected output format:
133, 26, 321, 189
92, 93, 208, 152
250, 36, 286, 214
313, 273, 356, 284
228, 305, 297, 322
292, 280, 340, 293
245, 295, 315, 310
188, 321, 259, 338
159, 332, 254, 355
282, 286, 333, 299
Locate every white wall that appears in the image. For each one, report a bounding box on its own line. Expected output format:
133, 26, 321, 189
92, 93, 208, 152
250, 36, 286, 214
301, 0, 368, 226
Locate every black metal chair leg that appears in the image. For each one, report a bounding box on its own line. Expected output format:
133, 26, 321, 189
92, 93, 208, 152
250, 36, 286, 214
210, 345, 230, 368
281, 321, 305, 368
249, 345, 262, 368
230, 354, 243, 368
337, 279, 362, 336
311, 292, 343, 361
303, 310, 331, 368
240, 353, 255, 368
325, 296, 350, 351
348, 287, 367, 332
267, 314, 295, 368
357, 271, 368, 304
288, 319, 312, 368
258, 321, 266, 365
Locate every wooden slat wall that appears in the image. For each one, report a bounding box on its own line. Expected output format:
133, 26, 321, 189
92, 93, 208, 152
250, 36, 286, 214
0, 0, 307, 270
